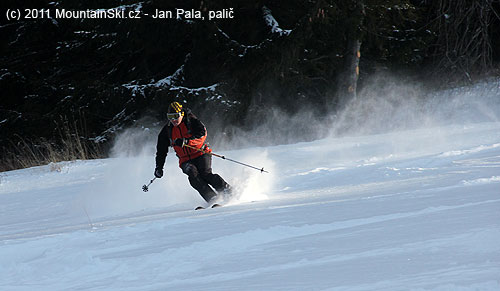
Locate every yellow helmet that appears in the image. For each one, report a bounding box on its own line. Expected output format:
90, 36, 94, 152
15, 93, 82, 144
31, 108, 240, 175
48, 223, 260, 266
167, 102, 185, 119
169, 102, 183, 113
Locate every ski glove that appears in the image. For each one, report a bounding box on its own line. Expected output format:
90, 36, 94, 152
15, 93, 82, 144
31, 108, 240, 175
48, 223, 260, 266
154, 168, 163, 178
173, 138, 187, 147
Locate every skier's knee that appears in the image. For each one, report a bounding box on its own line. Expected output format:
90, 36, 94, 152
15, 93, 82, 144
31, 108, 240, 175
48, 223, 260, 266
181, 163, 198, 177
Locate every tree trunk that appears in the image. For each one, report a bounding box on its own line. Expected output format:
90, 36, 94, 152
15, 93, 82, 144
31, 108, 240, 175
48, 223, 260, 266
344, 38, 362, 97
338, 0, 365, 104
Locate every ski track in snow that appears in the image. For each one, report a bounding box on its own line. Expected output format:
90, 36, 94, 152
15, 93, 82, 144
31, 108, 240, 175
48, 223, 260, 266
1, 122, 500, 290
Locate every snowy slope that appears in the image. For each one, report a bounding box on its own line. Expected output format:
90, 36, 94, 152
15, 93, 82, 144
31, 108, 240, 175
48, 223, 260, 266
1, 121, 499, 290
1, 79, 500, 290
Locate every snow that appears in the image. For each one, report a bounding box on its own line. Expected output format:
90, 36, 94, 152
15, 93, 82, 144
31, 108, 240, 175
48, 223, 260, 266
1, 83, 500, 289
122, 53, 222, 98
262, 6, 292, 36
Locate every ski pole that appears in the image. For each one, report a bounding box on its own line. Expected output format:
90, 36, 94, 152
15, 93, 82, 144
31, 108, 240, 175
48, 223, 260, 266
142, 177, 156, 192
183, 144, 269, 173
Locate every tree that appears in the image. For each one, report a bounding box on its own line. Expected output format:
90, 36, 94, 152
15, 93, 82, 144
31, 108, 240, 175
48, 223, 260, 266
429, 0, 499, 83
337, 0, 365, 103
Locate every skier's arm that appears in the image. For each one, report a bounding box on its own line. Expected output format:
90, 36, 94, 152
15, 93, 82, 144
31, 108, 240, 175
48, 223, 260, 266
155, 126, 171, 169
185, 117, 207, 147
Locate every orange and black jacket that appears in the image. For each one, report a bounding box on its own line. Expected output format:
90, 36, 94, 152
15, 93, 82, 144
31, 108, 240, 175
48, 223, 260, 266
155, 109, 208, 169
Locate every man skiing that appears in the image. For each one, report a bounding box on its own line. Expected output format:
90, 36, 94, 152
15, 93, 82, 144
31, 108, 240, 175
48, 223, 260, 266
154, 102, 231, 204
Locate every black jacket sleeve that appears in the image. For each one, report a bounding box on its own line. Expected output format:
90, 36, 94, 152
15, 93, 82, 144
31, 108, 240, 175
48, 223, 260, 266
185, 113, 206, 140
155, 124, 171, 169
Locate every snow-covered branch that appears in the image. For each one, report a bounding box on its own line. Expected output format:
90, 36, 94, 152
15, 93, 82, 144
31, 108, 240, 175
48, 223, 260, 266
262, 6, 291, 36
122, 53, 191, 96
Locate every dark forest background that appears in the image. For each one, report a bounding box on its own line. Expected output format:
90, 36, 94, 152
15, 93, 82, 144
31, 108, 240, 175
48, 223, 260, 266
1, 0, 499, 171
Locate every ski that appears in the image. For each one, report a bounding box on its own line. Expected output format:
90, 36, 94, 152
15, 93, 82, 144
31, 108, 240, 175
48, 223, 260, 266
194, 203, 222, 210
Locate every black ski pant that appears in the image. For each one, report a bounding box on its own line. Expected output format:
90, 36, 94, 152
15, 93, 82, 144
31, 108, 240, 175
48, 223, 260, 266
180, 154, 230, 202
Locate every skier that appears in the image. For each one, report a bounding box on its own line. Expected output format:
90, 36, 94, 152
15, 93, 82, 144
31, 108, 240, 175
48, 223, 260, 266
154, 102, 231, 204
